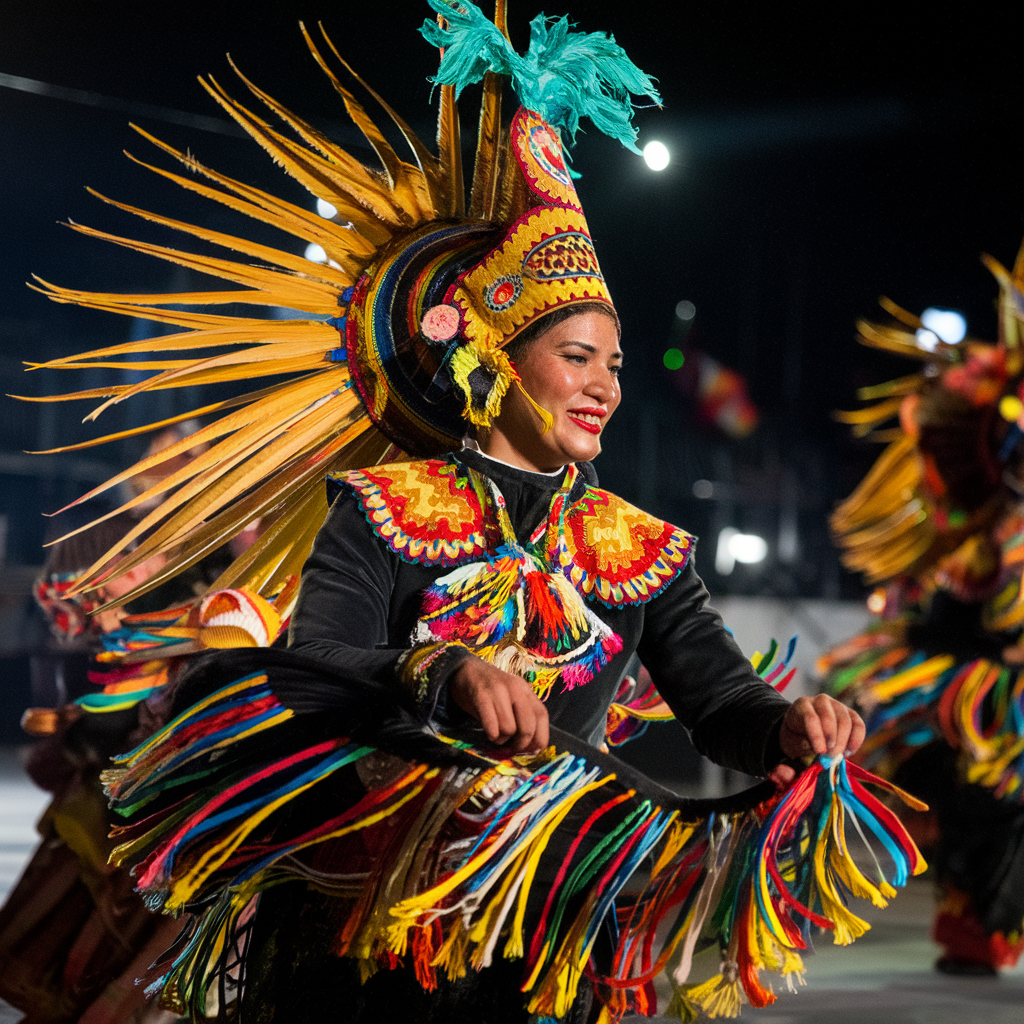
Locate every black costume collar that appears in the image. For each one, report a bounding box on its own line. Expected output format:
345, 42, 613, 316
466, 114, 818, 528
452, 447, 595, 506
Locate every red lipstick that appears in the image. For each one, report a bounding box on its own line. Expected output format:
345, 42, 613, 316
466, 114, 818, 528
567, 407, 606, 435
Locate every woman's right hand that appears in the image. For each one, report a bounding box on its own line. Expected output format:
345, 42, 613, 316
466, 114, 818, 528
449, 658, 549, 753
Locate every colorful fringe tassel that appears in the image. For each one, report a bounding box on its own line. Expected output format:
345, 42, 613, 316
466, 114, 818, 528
822, 632, 1024, 801
104, 670, 926, 1022
414, 469, 623, 701
75, 588, 286, 715
606, 638, 796, 748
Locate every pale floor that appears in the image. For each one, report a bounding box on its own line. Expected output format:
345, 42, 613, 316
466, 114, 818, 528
1, 748, 1022, 1023
0, 747, 49, 1024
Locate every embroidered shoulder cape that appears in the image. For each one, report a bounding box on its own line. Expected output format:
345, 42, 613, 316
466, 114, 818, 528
333, 458, 694, 608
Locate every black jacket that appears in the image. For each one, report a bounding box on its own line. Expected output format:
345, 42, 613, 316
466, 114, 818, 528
289, 449, 788, 776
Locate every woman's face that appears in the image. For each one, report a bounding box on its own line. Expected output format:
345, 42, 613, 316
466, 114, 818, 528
484, 310, 622, 472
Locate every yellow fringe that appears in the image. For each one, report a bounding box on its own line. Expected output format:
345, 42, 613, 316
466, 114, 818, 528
683, 968, 744, 1019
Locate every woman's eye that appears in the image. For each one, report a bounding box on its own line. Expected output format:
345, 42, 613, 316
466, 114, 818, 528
610, 365, 622, 376
565, 354, 587, 364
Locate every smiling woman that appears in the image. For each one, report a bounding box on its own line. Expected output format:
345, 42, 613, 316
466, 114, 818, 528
2, 3, 926, 1023
482, 307, 623, 472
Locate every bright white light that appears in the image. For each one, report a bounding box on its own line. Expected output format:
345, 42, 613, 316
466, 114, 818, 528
676, 299, 696, 321
920, 307, 966, 344
316, 198, 338, 219
915, 328, 941, 352
716, 528, 736, 575
730, 532, 768, 564
643, 140, 670, 172
716, 527, 768, 575
304, 242, 328, 264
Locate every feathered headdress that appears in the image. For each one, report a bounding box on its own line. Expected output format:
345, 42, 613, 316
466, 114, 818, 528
831, 242, 1024, 584
19, 0, 659, 618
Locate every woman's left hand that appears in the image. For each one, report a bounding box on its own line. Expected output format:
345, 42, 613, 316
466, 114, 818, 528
768, 694, 866, 789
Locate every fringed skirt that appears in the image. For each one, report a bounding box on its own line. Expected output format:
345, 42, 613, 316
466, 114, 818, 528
101, 649, 925, 1023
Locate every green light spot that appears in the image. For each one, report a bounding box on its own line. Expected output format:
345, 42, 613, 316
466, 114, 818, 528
663, 347, 685, 371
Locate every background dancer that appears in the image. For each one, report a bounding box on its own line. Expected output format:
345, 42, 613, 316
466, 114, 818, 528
821, 245, 1024, 975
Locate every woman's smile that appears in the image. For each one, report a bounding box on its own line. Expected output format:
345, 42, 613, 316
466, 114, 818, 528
566, 406, 607, 435
480, 310, 622, 473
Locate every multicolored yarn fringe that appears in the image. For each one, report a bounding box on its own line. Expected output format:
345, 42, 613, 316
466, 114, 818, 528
103, 668, 926, 1022
603, 754, 926, 1022
605, 639, 797, 749
75, 588, 287, 716
82, 641, 173, 714
414, 469, 622, 701
751, 637, 798, 694
823, 633, 1024, 801
604, 671, 674, 748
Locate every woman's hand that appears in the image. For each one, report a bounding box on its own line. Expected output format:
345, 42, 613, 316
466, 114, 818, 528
768, 694, 866, 789
449, 658, 549, 753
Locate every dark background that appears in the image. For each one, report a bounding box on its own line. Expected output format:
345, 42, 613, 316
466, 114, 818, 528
1, 2, 1021, 710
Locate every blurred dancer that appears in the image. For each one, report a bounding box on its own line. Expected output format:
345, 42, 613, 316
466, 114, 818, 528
820, 248, 1024, 974
2, 513, 279, 1022
1, 515, 182, 1023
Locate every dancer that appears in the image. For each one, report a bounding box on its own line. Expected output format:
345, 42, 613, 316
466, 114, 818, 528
18, 3, 926, 1020
821, 246, 1024, 974
1, 515, 181, 1024
0, 512, 282, 1023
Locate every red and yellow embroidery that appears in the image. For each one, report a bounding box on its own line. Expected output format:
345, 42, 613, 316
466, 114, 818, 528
336, 459, 694, 607
553, 489, 695, 606
335, 460, 496, 567
413, 469, 623, 701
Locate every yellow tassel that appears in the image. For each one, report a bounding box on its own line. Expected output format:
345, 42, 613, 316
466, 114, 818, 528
664, 984, 699, 1022
813, 794, 872, 945
781, 949, 806, 993
514, 376, 554, 433
467, 851, 530, 965
683, 965, 744, 1019
357, 956, 381, 984
432, 921, 470, 982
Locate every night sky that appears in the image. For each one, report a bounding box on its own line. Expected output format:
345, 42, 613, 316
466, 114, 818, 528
2, 1, 1022, 594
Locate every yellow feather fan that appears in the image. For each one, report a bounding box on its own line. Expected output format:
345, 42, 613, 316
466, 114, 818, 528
17, 19, 513, 618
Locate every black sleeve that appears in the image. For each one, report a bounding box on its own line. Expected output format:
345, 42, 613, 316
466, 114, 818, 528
636, 562, 790, 777
287, 491, 470, 716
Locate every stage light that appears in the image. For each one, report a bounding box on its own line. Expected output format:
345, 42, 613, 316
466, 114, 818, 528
304, 242, 328, 264
692, 479, 714, 499
715, 527, 768, 575
663, 347, 685, 370
730, 532, 768, 564
675, 300, 696, 321
915, 328, 940, 352
316, 198, 338, 219
920, 307, 966, 344
643, 140, 670, 171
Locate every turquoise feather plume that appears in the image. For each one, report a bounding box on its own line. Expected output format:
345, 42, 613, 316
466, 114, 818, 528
421, 0, 660, 153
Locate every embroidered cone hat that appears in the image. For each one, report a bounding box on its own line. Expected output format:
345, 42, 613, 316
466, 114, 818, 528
20, 0, 658, 617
